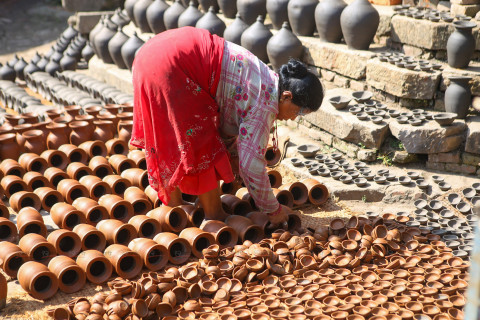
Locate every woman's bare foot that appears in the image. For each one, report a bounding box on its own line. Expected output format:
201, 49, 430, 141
198, 183, 230, 221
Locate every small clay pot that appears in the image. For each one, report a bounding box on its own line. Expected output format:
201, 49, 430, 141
225, 215, 264, 243
66, 162, 94, 181
48, 255, 86, 293
40, 150, 69, 171
18, 233, 56, 262
22, 129, 46, 154
221, 194, 253, 215
0, 217, 18, 242
117, 119, 133, 143
76, 249, 113, 284
109, 154, 136, 174
106, 138, 129, 156
47, 229, 82, 258
50, 202, 87, 230
72, 224, 107, 252
43, 167, 69, 188
235, 187, 257, 210
19, 153, 48, 173
124, 186, 152, 215
145, 185, 162, 207
93, 120, 114, 141
9, 191, 42, 212
16, 207, 47, 238
0, 159, 25, 177
0, 241, 28, 278
104, 244, 143, 279
58, 144, 88, 164
121, 168, 149, 190
46, 122, 69, 150
18, 261, 58, 300
302, 178, 329, 205
89, 156, 114, 178
57, 179, 89, 203
72, 197, 109, 226
98, 194, 134, 222
129, 215, 161, 239
147, 206, 188, 233
78, 140, 108, 158
0, 133, 20, 161
180, 204, 205, 227
246, 211, 270, 233
201, 220, 238, 248
79, 175, 112, 201
69, 120, 93, 145
103, 174, 132, 195
279, 182, 309, 206
153, 232, 191, 264
272, 188, 294, 208
267, 169, 283, 188
179, 227, 217, 258
96, 219, 138, 245
33, 187, 63, 211
128, 237, 169, 271
1, 175, 28, 198
128, 150, 147, 170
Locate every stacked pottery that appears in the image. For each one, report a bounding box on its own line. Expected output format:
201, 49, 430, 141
340, 0, 379, 50
121, 32, 145, 71
315, 0, 347, 43
240, 16, 272, 63
288, 0, 318, 36
108, 27, 130, 70
93, 18, 117, 64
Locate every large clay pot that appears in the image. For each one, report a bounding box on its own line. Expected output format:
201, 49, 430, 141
0, 242, 28, 278
47, 256, 86, 293
96, 219, 137, 245
266, 0, 289, 30
267, 22, 303, 71
121, 32, 145, 71
178, 1, 204, 27
237, 0, 267, 25
46, 123, 69, 150
22, 129, 46, 154
447, 21, 476, 69
50, 202, 87, 230
58, 144, 88, 164
57, 179, 89, 203
19, 153, 48, 174
200, 220, 238, 248
0, 217, 17, 243
75, 249, 112, 285
301, 178, 329, 205
17, 261, 58, 300
69, 121, 92, 146
82, 42, 95, 62
59, 52, 77, 71
1, 175, 27, 199
128, 150, 147, 169
118, 120, 133, 143
106, 139, 129, 156
79, 175, 112, 201
315, 0, 346, 43
153, 232, 191, 264
66, 162, 94, 181
121, 168, 149, 190
134, 0, 155, 33
288, 0, 317, 36
129, 214, 161, 239
103, 174, 132, 195
147, 206, 188, 233
179, 227, 216, 258
164, 0, 186, 30
9, 191, 42, 212
23, 60, 40, 77
18, 233, 56, 263
147, 0, 170, 34
72, 197, 109, 226
219, 0, 237, 17
109, 154, 136, 174
98, 194, 134, 222
220, 194, 252, 215
196, 7, 226, 36
33, 187, 63, 211
223, 13, 249, 45
89, 156, 114, 179
125, 186, 153, 215
445, 76, 472, 119
14, 123, 31, 154
23, 170, 50, 190
128, 237, 168, 270
0, 133, 20, 161
125, 0, 137, 24
16, 207, 47, 238
72, 224, 107, 252
43, 167, 69, 188
179, 204, 205, 227
108, 27, 130, 69
78, 140, 108, 158
47, 229, 82, 258
340, 0, 379, 50
93, 120, 115, 143
93, 18, 117, 64
240, 16, 272, 63
104, 244, 143, 279
225, 215, 264, 243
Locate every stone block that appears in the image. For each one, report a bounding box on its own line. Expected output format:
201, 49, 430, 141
426, 161, 446, 171
390, 15, 454, 50
74, 11, 113, 34
321, 69, 336, 82
428, 151, 461, 163
350, 80, 367, 92
399, 98, 432, 108
87, 56, 133, 94
333, 75, 350, 88
377, 6, 395, 37
462, 152, 480, 166
357, 149, 378, 162
451, 0, 480, 5
393, 151, 419, 163
465, 116, 480, 154
473, 96, 480, 112
301, 37, 378, 80
451, 3, 480, 16
389, 120, 467, 153
366, 59, 441, 99
402, 44, 424, 57
442, 64, 480, 96
435, 50, 447, 60
332, 137, 359, 158
445, 163, 477, 174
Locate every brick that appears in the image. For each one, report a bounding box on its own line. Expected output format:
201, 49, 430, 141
333, 75, 350, 88
357, 149, 377, 162
451, 3, 480, 16
428, 151, 461, 163
426, 161, 446, 171
461, 152, 480, 166
321, 69, 336, 82
445, 163, 477, 174
332, 137, 359, 158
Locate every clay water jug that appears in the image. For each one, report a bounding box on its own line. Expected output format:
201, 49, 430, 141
445, 76, 472, 119
0, 62, 16, 81
146, 0, 170, 33
447, 21, 476, 69
178, 1, 204, 27
111, 8, 130, 27
69, 121, 92, 145
224, 13, 249, 45
267, 22, 303, 70
108, 27, 130, 69
315, 0, 346, 43
125, 0, 138, 25
219, 0, 237, 18
340, 0, 379, 50
196, 7, 226, 36
23, 129, 46, 154
93, 120, 115, 141
240, 16, 272, 63
266, 0, 289, 30
199, 0, 219, 12
46, 123, 69, 150
134, 0, 155, 33
288, 0, 317, 36
164, 0, 186, 30
118, 120, 134, 143
95, 18, 117, 64
237, 0, 267, 25
121, 32, 145, 71
14, 57, 28, 81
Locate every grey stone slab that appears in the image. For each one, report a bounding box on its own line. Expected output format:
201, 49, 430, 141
451, 0, 480, 5
465, 115, 480, 154
86, 56, 133, 94
62, 0, 106, 12
74, 11, 114, 34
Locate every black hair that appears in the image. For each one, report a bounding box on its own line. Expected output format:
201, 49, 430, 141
278, 59, 324, 112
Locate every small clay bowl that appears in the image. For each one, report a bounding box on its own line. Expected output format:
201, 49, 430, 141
388, 110, 401, 118
448, 193, 461, 205
405, 63, 416, 70
290, 158, 303, 167
456, 202, 471, 214
416, 180, 429, 190
384, 173, 396, 181
407, 171, 421, 180
438, 182, 451, 191
315, 154, 328, 162
357, 112, 369, 121
297, 144, 320, 158
398, 176, 412, 185
331, 171, 343, 180
349, 106, 363, 115
376, 103, 388, 110
363, 173, 375, 181
462, 187, 476, 199
433, 113, 457, 126
397, 116, 409, 124
354, 178, 368, 187
374, 176, 387, 184
340, 175, 353, 184
428, 200, 443, 212
409, 119, 423, 126
364, 107, 376, 115
370, 116, 383, 124
352, 91, 374, 103
330, 96, 352, 110
318, 168, 331, 177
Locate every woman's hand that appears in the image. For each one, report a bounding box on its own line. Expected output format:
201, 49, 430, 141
267, 205, 290, 230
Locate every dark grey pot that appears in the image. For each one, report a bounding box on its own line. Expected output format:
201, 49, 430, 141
224, 13, 249, 45
445, 76, 472, 119
121, 32, 145, 71
199, 0, 219, 12
447, 21, 476, 69
240, 16, 272, 63
134, 0, 155, 33
14, 58, 28, 81
219, 0, 237, 18
178, 1, 204, 27
315, 0, 346, 43
266, 0, 289, 30
340, 0, 379, 50
146, 0, 170, 34
237, 0, 267, 25
108, 28, 130, 69
288, 0, 318, 36
163, 0, 186, 30
125, 0, 138, 25
93, 19, 117, 64
196, 7, 226, 36
267, 22, 303, 70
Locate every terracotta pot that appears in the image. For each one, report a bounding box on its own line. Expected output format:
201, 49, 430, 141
104, 244, 143, 279
1, 175, 28, 198
18, 233, 56, 262
46, 123, 69, 150
72, 197, 109, 226
78, 140, 108, 158
14, 123, 32, 153
0, 159, 25, 177
76, 249, 113, 284
89, 156, 114, 179
302, 178, 329, 205
104, 104, 122, 115
96, 219, 137, 245
179, 204, 205, 227
98, 194, 134, 222
16, 207, 47, 238
18, 261, 58, 300
118, 120, 133, 143
0, 217, 17, 242
128, 237, 169, 271
85, 105, 102, 117
221, 194, 252, 215
119, 168, 149, 192
66, 162, 94, 181
272, 188, 294, 208
0, 203, 7, 219
47, 229, 82, 258
69, 121, 92, 145
79, 175, 112, 201
10, 191, 42, 212
40, 150, 69, 171
43, 167, 69, 188
103, 174, 132, 195
200, 220, 238, 248
145, 185, 162, 207
58, 144, 88, 164
0, 270, 5, 309
52, 117, 72, 136
19, 153, 48, 173
64, 105, 82, 118
246, 211, 270, 233
129, 215, 162, 238
287, 212, 302, 233
73, 224, 107, 252
279, 182, 308, 206
93, 120, 114, 141
267, 169, 282, 188
225, 215, 263, 243
57, 179, 89, 203
0, 241, 28, 278
109, 155, 136, 175
23, 172, 50, 191
127, 150, 147, 170
47, 255, 86, 293
147, 206, 188, 233
153, 232, 191, 264
21, 130, 45, 154
97, 112, 118, 129
179, 227, 217, 258
106, 138, 129, 156
33, 187, 63, 211
50, 202, 87, 230
235, 187, 257, 209
0, 133, 20, 161
123, 186, 152, 216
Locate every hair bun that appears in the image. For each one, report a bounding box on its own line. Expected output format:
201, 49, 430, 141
281, 59, 308, 79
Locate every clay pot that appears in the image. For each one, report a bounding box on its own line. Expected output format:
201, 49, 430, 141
267, 22, 303, 71
288, 0, 318, 36
237, 0, 267, 25
45, 123, 68, 150
128, 237, 169, 270
178, 1, 204, 27
235, 187, 257, 210
106, 138, 129, 156
124, 187, 153, 215
121, 32, 145, 71
33, 187, 63, 211
57, 179, 89, 203
58, 144, 88, 164
279, 182, 308, 206
103, 174, 132, 195
147, 206, 188, 233
121, 168, 150, 191
179, 227, 216, 258
48, 255, 86, 293
218, 0, 237, 17
240, 16, 272, 63
43, 167, 69, 188
16, 207, 47, 238
127, 150, 147, 170
109, 154, 136, 175
221, 194, 253, 215
266, 0, 289, 29
445, 76, 471, 119
98, 194, 134, 222
17, 261, 58, 300
72, 196, 109, 226
73, 224, 107, 251
164, 0, 186, 29
96, 219, 138, 245
0, 204, 7, 219
50, 202, 87, 230
23, 172, 50, 191
134, 0, 155, 33
78, 175, 112, 201
302, 178, 329, 205
315, 0, 346, 43
223, 13, 249, 45
0, 133, 20, 161
447, 21, 476, 69
146, 0, 170, 34
10, 191, 42, 212
93, 18, 116, 64
40, 150, 69, 171
47, 229, 82, 258
153, 232, 191, 264
69, 121, 93, 146
0, 62, 15, 81
0, 241, 28, 278
340, 0, 379, 50
273, 188, 294, 208
267, 169, 283, 188
117, 119, 134, 143
129, 215, 162, 238
1, 175, 28, 198
19, 153, 48, 173
18, 233, 56, 262
0, 159, 25, 177
89, 156, 114, 178
0, 217, 17, 242
145, 185, 162, 207
225, 215, 264, 243
104, 244, 143, 279
14, 124, 31, 153
179, 204, 205, 227
76, 249, 113, 284
93, 120, 114, 141
196, 7, 226, 36
78, 140, 108, 158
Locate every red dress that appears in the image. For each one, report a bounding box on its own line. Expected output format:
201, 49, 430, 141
131, 27, 234, 204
